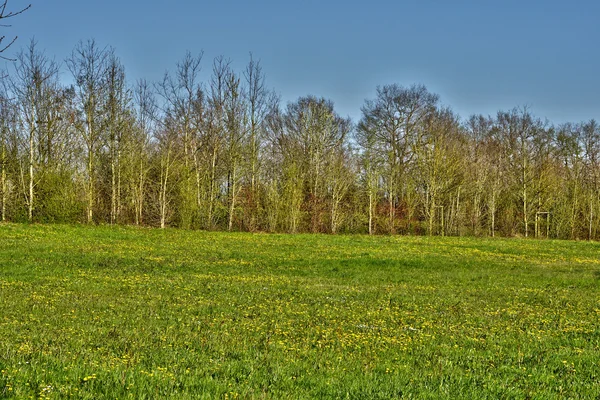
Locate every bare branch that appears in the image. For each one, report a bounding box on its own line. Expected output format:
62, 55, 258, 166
0, 1, 31, 19
0, 34, 16, 60
0, 1, 30, 60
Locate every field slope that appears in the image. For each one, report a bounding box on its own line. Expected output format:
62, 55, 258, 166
1, 224, 599, 398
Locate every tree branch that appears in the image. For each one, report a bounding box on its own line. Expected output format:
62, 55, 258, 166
0, 1, 31, 60
0, 1, 31, 19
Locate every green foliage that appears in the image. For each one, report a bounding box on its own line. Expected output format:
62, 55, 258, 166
35, 170, 85, 223
0, 224, 599, 398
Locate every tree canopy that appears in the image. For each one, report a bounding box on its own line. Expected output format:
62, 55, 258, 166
1, 40, 599, 240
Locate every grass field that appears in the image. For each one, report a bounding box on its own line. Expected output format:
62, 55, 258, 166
0, 224, 599, 399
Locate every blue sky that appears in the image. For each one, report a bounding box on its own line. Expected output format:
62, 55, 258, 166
6, 0, 600, 124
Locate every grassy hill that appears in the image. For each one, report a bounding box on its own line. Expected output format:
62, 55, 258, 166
1, 224, 599, 398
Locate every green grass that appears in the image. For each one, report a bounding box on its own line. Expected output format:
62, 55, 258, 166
1, 224, 599, 399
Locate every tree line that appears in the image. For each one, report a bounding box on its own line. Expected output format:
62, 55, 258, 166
1, 39, 599, 239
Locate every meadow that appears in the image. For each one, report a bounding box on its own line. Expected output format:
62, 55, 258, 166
0, 224, 599, 399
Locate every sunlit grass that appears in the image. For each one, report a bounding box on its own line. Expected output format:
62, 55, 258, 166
1, 224, 599, 398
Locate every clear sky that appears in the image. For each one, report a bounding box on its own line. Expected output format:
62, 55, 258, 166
5, 0, 600, 124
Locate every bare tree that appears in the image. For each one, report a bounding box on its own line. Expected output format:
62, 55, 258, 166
131, 79, 156, 225
497, 107, 545, 237
357, 107, 384, 235
201, 56, 230, 229
465, 115, 495, 235
327, 144, 354, 234
278, 96, 349, 232
0, 87, 17, 221
483, 120, 505, 237
413, 108, 463, 236
66, 39, 110, 224
359, 84, 438, 233
263, 103, 303, 233
581, 120, 600, 240
103, 53, 132, 225
262, 100, 285, 232
156, 51, 204, 228
553, 123, 583, 238
154, 113, 178, 229
10, 40, 59, 222
243, 54, 276, 230
223, 65, 246, 231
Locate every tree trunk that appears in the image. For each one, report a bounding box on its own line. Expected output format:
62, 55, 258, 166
160, 148, 170, 229
368, 189, 373, 235
86, 135, 94, 224
194, 150, 201, 209
135, 157, 145, 225
473, 192, 480, 236
427, 188, 434, 236
571, 178, 578, 239
1, 145, 6, 222
250, 125, 258, 230
455, 186, 461, 236
228, 162, 238, 232
117, 147, 122, 224
388, 174, 395, 234
207, 147, 217, 230
111, 148, 116, 225
28, 124, 34, 223
523, 158, 528, 237
589, 195, 593, 241
523, 184, 528, 237
490, 190, 496, 238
